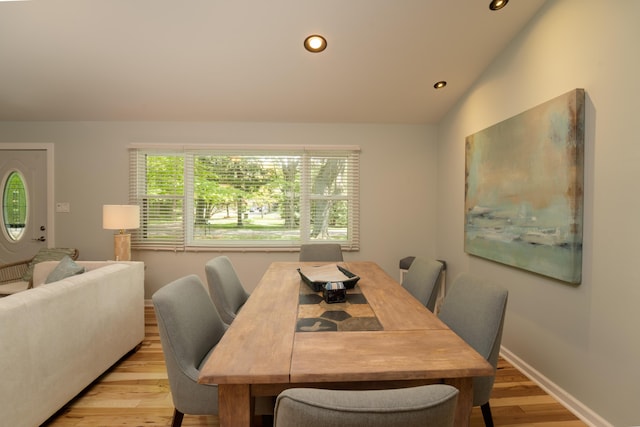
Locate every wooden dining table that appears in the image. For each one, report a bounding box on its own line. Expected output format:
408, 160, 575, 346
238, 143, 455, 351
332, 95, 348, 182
199, 261, 493, 427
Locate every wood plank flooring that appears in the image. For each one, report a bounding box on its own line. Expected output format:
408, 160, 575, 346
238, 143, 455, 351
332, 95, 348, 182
43, 307, 586, 427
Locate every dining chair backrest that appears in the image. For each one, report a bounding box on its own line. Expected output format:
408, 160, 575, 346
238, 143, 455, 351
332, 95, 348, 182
401, 257, 444, 312
205, 256, 250, 325
299, 243, 344, 262
437, 273, 508, 427
274, 384, 459, 427
152, 274, 224, 426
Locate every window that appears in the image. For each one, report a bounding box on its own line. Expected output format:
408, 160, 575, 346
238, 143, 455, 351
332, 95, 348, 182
129, 145, 360, 251
2, 171, 28, 241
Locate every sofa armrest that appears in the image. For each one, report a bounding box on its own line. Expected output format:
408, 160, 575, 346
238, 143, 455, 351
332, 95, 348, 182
32, 261, 60, 287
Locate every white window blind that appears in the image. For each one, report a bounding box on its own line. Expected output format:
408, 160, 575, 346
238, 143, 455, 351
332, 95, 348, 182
129, 145, 359, 251
129, 150, 185, 249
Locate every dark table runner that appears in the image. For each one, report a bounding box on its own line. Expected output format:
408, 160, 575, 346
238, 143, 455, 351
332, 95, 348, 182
297, 283, 383, 332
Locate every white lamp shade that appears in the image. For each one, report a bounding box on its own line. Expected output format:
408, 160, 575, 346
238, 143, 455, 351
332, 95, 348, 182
103, 205, 140, 231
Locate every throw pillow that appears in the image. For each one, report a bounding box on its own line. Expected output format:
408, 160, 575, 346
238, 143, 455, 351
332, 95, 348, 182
21, 247, 77, 282
45, 255, 86, 284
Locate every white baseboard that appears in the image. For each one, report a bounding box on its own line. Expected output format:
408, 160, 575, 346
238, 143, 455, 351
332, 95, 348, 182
500, 347, 613, 427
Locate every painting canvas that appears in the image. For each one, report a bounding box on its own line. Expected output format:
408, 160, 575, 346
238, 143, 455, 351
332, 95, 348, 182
465, 89, 585, 284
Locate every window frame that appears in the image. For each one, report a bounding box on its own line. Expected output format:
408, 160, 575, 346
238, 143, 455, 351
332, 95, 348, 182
1, 169, 29, 242
129, 144, 360, 252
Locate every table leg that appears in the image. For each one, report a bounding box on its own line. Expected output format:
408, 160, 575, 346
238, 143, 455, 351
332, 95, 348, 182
444, 377, 473, 427
219, 384, 251, 427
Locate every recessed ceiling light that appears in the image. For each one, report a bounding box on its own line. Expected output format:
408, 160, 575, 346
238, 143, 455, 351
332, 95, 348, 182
304, 35, 327, 53
489, 0, 509, 11
434, 81, 447, 89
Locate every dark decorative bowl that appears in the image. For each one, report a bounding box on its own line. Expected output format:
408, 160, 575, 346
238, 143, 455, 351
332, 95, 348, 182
297, 265, 360, 292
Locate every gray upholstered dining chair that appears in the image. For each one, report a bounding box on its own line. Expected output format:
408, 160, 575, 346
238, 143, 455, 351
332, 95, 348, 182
152, 274, 224, 427
401, 257, 444, 312
204, 256, 250, 326
437, 273, 508, 427
273, 384, 459, 427
299, 243, 344, 262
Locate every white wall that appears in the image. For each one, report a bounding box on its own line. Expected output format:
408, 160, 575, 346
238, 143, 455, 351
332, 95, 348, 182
436, 1, 640, 426
0, 121, 438, 294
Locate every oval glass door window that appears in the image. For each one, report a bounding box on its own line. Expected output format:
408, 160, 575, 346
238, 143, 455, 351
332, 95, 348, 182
2, 171, 28, 241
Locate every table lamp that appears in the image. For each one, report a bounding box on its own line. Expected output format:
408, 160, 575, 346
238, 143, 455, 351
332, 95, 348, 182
103, 204, 140, 261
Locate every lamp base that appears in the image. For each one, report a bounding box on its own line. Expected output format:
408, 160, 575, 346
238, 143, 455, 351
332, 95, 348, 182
114, 233, 131, 261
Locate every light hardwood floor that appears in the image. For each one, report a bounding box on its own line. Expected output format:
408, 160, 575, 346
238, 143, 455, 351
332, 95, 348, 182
43, 307, 587, 427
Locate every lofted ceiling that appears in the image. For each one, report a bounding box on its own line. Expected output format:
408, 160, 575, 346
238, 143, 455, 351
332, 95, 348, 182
0, 0, 546, 124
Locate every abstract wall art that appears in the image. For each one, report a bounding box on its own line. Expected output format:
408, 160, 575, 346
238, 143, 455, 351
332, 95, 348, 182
465, 89, 585, 284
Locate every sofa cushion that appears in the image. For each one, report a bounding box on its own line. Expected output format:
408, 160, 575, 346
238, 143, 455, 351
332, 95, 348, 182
22, 248, 78, 283
33, 261, 116, 288
45, 256, 86, 284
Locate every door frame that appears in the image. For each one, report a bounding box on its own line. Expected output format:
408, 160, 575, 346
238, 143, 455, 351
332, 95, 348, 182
0, 143, 55, 247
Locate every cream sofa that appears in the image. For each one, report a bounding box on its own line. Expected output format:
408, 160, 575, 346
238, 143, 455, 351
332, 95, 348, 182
0, 260, 145, 427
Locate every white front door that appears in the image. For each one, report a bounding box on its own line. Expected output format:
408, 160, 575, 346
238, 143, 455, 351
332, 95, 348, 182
0, 149, 48, 263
